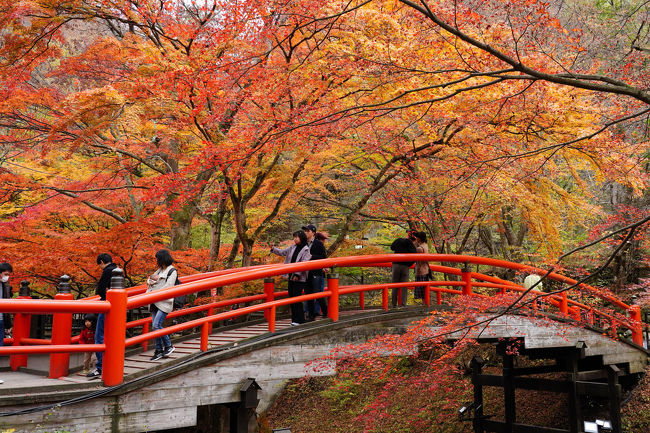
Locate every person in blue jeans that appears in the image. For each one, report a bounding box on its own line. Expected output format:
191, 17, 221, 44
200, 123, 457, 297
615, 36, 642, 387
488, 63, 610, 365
145, 249, 177, 361
0, 262, 14, 385
302, 225, 328, 321
87, 253, 116, 379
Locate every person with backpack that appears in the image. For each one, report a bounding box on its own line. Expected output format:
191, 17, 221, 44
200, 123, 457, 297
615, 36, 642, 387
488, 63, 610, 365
145, 249, 177, 361
390, 232, 417, 307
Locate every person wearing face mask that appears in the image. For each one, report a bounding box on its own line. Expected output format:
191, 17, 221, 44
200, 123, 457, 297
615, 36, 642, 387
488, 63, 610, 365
0, 262, 14, 385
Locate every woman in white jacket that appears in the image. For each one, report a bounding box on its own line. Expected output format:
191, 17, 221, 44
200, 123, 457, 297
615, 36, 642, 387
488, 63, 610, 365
146, 249, 177, 361
270, 230, 311, 325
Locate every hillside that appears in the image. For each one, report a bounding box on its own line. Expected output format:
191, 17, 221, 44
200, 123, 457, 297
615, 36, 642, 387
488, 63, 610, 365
261, 345, 649, 433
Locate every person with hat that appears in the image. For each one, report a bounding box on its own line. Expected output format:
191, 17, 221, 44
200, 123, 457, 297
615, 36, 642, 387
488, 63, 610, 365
302, 224, 328, 321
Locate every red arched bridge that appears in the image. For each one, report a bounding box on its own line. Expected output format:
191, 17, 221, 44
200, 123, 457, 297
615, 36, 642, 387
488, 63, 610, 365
0, 254, 645, 387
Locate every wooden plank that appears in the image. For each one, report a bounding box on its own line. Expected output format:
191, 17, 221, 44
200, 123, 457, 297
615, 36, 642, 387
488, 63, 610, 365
513, 364, 564, 376
483, 419, 569, 433
119, 406, 197, 432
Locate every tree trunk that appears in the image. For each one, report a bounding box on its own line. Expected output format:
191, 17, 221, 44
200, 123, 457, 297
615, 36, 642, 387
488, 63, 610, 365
208, 199, 228, 270
170, 204, 197, 250
227, 237, 241, 268
241, 240, 253, 267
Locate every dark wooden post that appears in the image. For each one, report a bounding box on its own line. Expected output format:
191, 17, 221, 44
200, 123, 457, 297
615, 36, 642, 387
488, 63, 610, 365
230, 378, 261, 433
19, 280, 30, 297
503, 353, 515, 433
607, 365, 621, 433
566, 343, 584, 433
471, 356, 485, 433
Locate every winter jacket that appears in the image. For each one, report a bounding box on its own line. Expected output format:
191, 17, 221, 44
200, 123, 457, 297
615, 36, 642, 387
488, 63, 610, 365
390, 238, 417, 267
79, 326, 95, 345
307, 239, 327, 278
415, 242, 429, 276
271, 244, 311, 282
1, 281, 12, 329
145, 265, 177, 313
96, 263, 118, 300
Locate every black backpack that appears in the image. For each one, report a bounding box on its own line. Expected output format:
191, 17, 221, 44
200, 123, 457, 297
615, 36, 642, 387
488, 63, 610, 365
166, 267, 186, 309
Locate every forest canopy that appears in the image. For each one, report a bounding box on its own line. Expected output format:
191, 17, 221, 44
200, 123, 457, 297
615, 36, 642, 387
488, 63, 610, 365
0, 0, 648, 300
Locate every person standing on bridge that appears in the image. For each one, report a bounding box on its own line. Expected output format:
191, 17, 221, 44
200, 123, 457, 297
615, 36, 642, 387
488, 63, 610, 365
87, 253, 117, 379
390, 233, 417, 307
412, 231, 430, 302
146, 249, 177, 361
79, 314, 96, 375
302, 224, 328, 321
270, 230, 311, 326
0, 262, 13, 385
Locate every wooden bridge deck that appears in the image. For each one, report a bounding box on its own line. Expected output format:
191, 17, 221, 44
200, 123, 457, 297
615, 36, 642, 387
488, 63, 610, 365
0, 311, 360, 399
1, 306, 647, 399
0, 306, 647, 432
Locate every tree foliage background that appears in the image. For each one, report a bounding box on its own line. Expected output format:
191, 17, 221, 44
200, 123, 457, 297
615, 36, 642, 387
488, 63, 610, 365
0, 0, 648, 302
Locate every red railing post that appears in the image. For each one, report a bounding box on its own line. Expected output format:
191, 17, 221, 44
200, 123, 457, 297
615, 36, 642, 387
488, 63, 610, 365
610, 320, 618, 338
424, 284, 430, 307
436, 289, 442, 305
268, 306, 276, 333
571, 307, 581, 321
359, 291, 365, 310
10, 280, 32, 371
103, 268, 127, 386
207, 306, 214, 334
264, 278, 275, 321
327, 274, 339, 322
461, 264, 473, 296
382, 286, 388, 311
630, 305, 643, 346
49, 275, 73, 379
201, 322, 209, 351
560, 292, 569, 315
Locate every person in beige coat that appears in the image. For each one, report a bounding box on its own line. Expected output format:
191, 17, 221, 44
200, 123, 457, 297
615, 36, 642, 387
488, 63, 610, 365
412, 232, 430, 301
146, 249, 177, 361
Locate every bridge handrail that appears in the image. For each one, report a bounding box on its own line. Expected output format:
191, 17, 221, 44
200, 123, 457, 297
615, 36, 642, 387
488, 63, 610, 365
0, 254, 644, 385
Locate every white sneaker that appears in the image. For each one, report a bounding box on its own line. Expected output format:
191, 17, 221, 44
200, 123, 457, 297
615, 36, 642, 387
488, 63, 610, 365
290, 322, 300, 326
0, 379, 4, 384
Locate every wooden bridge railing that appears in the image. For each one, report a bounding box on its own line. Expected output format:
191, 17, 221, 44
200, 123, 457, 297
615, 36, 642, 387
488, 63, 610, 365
0, 254, 644, 386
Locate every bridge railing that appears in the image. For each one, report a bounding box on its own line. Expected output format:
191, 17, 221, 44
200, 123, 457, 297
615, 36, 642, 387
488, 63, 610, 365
0, 254, 644, 386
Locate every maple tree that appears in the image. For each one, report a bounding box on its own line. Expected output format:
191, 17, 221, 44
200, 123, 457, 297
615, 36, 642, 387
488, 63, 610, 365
0, 1, 648, 431
0, 0, 647, 302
